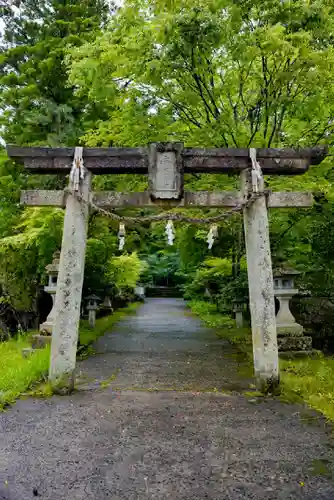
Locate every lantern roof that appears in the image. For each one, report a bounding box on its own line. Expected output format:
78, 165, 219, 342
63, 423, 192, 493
273, 267, 301, 278
45, 251, 60, 274
85, 294, 100, 301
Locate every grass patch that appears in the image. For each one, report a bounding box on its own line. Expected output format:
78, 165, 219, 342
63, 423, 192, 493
188, 300, 252, 348
0, 337, 50, 410
77, 302, 140, 357
309, 458, 332, 478
280, 355, 334, 421
188, 300, 236, 328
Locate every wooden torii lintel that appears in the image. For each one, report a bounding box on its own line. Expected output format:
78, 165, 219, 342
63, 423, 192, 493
6, 143, 328, 394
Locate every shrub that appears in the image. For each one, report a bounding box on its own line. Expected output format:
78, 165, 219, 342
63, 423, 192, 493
105, 252, 147, 299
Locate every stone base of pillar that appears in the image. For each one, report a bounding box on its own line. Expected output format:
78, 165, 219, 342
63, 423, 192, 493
255, 374, 281, 395
278, 335, 312, 351
277, 323, 304, 337
50, 373, 75, 395
276, 321, 312, 354
31, 334, 52, 349
279, 349, 322, 360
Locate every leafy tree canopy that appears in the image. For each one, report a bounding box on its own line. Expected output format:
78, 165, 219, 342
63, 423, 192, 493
69, 0, 334, 148
0, 0, 111, 146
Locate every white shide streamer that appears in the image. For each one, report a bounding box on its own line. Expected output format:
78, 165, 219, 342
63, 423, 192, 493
118, 222, 126, 251
207, 224, 218, 250
165, 220, 175, 245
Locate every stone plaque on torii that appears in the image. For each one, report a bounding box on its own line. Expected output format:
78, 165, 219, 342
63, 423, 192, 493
7, 143, 327, 393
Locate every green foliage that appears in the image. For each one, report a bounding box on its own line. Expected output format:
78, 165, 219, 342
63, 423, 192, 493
189, 300, 251, 345
0, 0, 110, 146
0, 337, 50, 410
69, 0, 334, 148
105, 253, 146, 298
141, 250, 182, 287
0, 206, 64, 308
185, 257, 232, 295
189, 300, 235, 328
0, 0, 112, 307
0, 0, 334, 355
184, 257, 248, 312
66, 0, 334, 318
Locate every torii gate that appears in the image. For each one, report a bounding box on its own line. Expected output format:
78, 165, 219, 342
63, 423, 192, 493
7, 143, 327, 393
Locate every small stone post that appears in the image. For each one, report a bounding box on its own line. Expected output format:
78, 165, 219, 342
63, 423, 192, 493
86, 295, 100, 328
233, 299, 244, 328
49, 171, 92, 392
241, 168, 279, 393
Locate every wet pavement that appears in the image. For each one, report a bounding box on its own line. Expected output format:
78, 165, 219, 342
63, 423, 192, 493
1, 298, 334, 499
78, 298, 251, 392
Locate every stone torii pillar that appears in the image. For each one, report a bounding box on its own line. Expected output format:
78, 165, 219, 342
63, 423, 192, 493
241, 163, 278, 392
7, 143, 327, 393
49, 169, 91, 390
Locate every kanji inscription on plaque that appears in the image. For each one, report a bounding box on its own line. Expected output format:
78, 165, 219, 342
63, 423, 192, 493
156, 152, 176, 195
149, 143, 183, 200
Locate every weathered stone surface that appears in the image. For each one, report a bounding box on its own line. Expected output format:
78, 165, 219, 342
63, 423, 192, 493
278, 335, 313, 351
22, 189, 313, 209
49, 172, 92, 391
241, 170, 279, 392
40, 251, 60, 334
275, 294, 304, 334
148, 142, 183, 200
88, 309, 96, 329
21, 348, 35, 358
291, 297, 334, 352
267, 191, 313, 208
20, 189, 66, 207
8, 144, 328, 175
274, 268, 305, 344
276, 324, 304, 337
31, 334, 52, 349
235, 311, 244, 328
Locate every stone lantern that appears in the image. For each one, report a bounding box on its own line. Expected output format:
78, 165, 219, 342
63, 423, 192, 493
39, 251, 60, 334
86, 294, 100, 328
233, 298, 244, 328
273, 268, 312, 352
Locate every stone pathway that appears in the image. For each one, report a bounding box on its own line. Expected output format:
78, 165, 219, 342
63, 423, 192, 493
1, 298, 334, 499
79, 298, 250, 392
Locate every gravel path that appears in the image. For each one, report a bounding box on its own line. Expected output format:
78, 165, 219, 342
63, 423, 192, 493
1, 298, 334, 499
